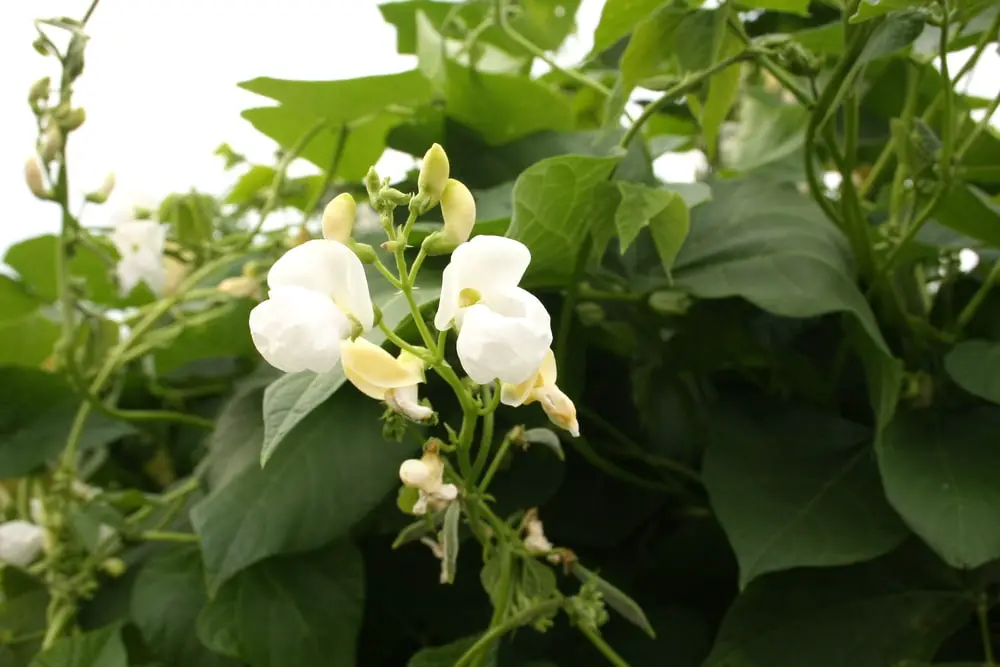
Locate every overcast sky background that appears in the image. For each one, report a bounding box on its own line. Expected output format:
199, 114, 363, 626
1, 0, 997, 255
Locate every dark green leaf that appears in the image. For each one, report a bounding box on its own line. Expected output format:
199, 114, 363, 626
154, 299, 257, 375
522, 427, 565, 460
259, 273, 440, 465
192, 391, 412, 592
407, 636, 496, 667
857, 11, 926, 60
196, 542, 364, 667
571, 563, 656, 638
878, 407, 1000, 568
672, 177, 890, 355
725, 89, 808, 172
945, 340, 1000, 404
933, 184, 1000, 247
703, 554, 971, 667
132, 545, 238, 667
703, 406, 908, 587
29, 624, 127, 667
507, 154, 622, 286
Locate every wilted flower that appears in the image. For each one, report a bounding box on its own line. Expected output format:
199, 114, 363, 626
341, 337, 432, 422
434, 235, 552, 385
501, 349, 579, 437
249, 240, 374, 374
399, 448, 458, 515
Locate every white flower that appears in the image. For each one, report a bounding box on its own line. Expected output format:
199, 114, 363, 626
249, 239, 374, 374
0, 520, 45, 567
523, 516, 554, 555
111, 220, 167, 296
434, 236, 552, 385
399, 450, 458, 516
501, 349, 580, 437
341, 337, 432, 422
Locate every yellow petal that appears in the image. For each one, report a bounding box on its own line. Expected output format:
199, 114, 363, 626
537, 349, 557, 386
501, 376, 536, 407
341, 338, 424, 397
535, 385, 579, 437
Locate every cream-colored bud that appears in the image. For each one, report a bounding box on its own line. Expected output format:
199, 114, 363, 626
24, 158, 49, 199
40, 124, 63, 162
417, 143, 450, 208
28, 77, 50, 108
86, 172, 117, 203
218, 275, 262, 300
399, 459, 433, 489
321, 193, 356, 244
440, 179, 475, 245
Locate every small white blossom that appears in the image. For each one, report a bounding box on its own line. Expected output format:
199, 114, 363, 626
249, 240, 374, 374
399, 450, 458, 515
501, 349, 579, 437
434, 236, 552, 385
0, 520, 45, 567
341, 338, 432, 422
110, 220, 167, 296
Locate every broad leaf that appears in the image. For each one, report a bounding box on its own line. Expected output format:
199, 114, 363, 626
703, 553, 971, 667
5, 235, 117, 306
933, 184, 1000, 248
29, 624, 127, 667
620, 5, 688, 87
703, 406, 908, 587
701, 30, 743, 157
132, 545, 237, 667
591, 0, 668, 55
407, 636, 496, 667
154, 298, 257, 375
945, 340, 1000, 404
0, 275, 41, 318
672, 177, 890, 355
197, 542, 364, 667
740, 0, 809, 14
725, 89, 808, 172
259, 273, 440, 465
878, 407, 1000, 568
0, 311, 60, 368
507, 153, 622, 286
614, 182, 689, 278
192, 391, 412, 592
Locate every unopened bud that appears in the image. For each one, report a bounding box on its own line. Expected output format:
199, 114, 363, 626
416, 143, 450, 210
440, 178, 475, 242
364, 167, 381, 203
101, 558, 126, 577
381, 239, 406, 253
85, 172, 116, 204
218, 275, 261, 300
321, 193, 356, 244
382, 188, 411, 206
648, 290, 692, 315
25, 158, 49, 200
40, 124, 63, 162
349, 240, 378, 264
57, 107, 86, 131
28, 77, 50, 111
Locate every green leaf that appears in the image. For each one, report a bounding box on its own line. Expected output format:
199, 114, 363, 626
0, 311, 60, 368
132, 545, 238, 667
703, 406, 908, 587
154, 299, 257, 375
878, 407, 1000, 569
259, 273, 440, 465
672, 177, 890, 355
507, 154, 622, 287
725, 89, 808, 172
0, 275, 42, 319
571, 563, 656, 638
407, 636, 496, 667
0, 368, 136, 477
29, 624, 127, 667
851, 0, 925, 23
933, 184, 1000, 247
945, 340, 1000, 404
615, 182, 690, 279
739, 0, 810, 14
192, 391, 412, 593
5, 234, 117, 305
849, 319, 903, 435
703, 554, 971, 667
619, 5, 688, 87
522, 427, 565, 461
701, 30, 743, 158
196, 542, 364, 667
857, 11, 926, 58
591, 0, 668, 55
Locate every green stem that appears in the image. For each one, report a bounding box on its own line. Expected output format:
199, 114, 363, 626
867, 186, 947, 293
578, 624, 632, 667
727, 19, 813, 107
241, 120, 326, 249
472, 388, 495, 480
140, 530, 199, 543
957, 91, 1000, 158
938, 2, 955, 187
620, 48, 758, 149
378, 320, 432, 359
954, 259, 1000, 335
394, 209, 439, 354
980, 591, 995, 666
81, 0, 101, 24
372, 256, 404, 290
478, 434, 513, 492
454, 599, 563, 667
41, 603, 75, 650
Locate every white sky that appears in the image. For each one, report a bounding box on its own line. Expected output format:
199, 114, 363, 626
0, 0, 997, 254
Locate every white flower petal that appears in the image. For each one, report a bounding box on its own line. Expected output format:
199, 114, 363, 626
434, 236, 532, 330
267, 240, 374, 330
386, 384, 433, 422
0, 520, 45, 567
455, 289, 552, 384
110, 220, 166, 258
116, 252, 167, 296
249, 286, 351, 374
400, 459, 433, 488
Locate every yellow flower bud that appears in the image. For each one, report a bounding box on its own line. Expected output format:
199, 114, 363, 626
40, 124, 63, 162
24, 158, 49, 200
440, 178, 475, 243
417, 143, 450, 208
321, 193, 356, 244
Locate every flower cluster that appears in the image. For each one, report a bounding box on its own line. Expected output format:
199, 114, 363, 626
249, 143, 579, 516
